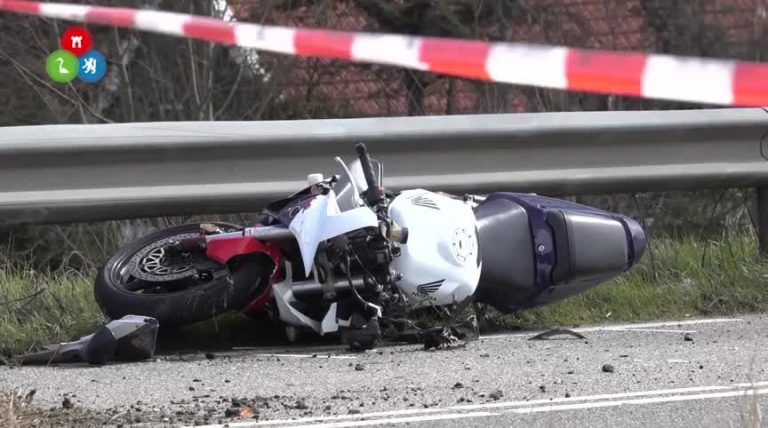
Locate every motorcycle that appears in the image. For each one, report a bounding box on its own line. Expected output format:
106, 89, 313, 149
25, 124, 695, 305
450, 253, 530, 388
95, 144, 646, 350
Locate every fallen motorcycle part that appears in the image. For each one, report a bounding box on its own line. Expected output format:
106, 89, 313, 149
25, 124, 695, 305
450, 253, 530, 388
12, 315, 159, 365
528, 328, 586, 340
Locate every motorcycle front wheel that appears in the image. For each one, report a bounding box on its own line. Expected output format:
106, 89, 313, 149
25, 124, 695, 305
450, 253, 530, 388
94, 223, 273, 326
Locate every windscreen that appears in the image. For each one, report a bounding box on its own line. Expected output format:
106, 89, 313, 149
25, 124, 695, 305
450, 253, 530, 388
334, 157, 382, 212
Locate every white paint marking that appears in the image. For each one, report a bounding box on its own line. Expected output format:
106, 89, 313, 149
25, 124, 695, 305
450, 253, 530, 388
191, 381, 768, 428
254, 353, 356, 360
283, 411, 498, 428
622, 328, 696, 334
447, 381, 768, 412
596, 317, 743, 330
481, 317, 742, 340
512, 387, 768, 414
666, 359, 691, 363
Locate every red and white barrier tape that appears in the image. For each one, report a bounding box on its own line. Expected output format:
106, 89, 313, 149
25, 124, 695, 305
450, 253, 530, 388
1, 0, 766, 106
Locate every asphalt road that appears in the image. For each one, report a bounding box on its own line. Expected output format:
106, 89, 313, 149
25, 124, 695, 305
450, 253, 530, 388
2, 315, 768, 427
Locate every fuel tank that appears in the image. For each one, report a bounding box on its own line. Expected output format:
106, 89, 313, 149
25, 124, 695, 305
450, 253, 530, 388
388, 190, 481, 307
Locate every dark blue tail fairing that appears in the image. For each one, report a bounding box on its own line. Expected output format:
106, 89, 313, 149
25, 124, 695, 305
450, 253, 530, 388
473, 192, 647, 314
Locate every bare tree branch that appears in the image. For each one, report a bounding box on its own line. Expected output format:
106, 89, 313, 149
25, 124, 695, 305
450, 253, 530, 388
0, 50, 114, 123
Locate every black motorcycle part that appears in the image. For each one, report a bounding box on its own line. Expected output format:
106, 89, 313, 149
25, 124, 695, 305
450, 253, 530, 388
356, 143, 385, 208
472, 198, 536, 313
94, 223, 272, 326
340, 315, 381, 351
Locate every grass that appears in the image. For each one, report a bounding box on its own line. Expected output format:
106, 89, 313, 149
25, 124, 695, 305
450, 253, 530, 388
0, 269, 104, 357
2, 232, 768, 356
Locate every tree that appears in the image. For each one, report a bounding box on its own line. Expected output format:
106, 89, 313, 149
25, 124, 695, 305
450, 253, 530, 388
353, 0, 532, 116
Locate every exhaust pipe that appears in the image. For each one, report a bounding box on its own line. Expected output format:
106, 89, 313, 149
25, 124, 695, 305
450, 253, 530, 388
291, 276, 366, 299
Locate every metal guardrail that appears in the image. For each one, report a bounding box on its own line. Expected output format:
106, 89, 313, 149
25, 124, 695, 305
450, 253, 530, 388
1, 108, 767, 225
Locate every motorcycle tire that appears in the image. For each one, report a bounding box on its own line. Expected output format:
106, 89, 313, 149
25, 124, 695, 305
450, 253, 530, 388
94, 223, 273, 326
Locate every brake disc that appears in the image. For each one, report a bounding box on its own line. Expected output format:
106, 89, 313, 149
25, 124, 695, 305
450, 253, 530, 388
126, 233, 200, 282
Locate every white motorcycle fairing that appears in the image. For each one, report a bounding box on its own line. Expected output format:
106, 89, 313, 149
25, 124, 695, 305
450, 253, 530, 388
288, 189, 379, 276
272, 262, 340, 335
388, 189, 481, 308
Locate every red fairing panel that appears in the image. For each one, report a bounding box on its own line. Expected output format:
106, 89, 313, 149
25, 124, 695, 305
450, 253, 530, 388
205, 235, 283, 316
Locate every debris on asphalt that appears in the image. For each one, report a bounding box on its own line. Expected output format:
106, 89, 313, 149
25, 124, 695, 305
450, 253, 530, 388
602, 364, 615, 373
205, 353, 216, 360
684, 333, 694, 342
539, 385, 547, 393
239, 406, 256, 418
294, 399, 309, 410
489, 390, 504, 400
62, 397, 74, 409
20, 389, 36, 405
529, 328, 586, 340
354, 363, 365, 371
453, 382, 464, 389
565, 392, 571, 398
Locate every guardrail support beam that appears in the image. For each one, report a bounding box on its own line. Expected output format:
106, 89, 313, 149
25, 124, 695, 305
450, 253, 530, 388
0, 108, 766, 225
758, 187, 768, 256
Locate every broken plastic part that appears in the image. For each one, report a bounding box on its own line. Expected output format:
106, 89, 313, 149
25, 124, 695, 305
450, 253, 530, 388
528, 328, 586, 341
11, 315, 159, 365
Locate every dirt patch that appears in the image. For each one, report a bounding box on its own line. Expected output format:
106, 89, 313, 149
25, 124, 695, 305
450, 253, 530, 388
1, 387, 330, 427
0, 390, 104, 427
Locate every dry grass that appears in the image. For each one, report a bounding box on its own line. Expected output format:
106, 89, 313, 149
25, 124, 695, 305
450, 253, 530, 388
0, 389, 105, 427
0, 390, 32, 428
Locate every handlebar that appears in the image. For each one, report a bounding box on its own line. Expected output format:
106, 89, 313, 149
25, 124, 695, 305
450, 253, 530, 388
355, 143, 378, 191
355, 143, 386, 211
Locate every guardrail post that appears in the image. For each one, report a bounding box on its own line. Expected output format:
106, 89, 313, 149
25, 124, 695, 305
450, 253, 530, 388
758, 187, 768, 256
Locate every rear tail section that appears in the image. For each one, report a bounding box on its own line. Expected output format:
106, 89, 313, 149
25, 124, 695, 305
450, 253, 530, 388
473, 193, 646, 314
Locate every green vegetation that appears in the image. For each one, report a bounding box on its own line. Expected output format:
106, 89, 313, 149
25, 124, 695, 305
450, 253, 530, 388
2, 232, 768, 356
0, 267, 103, 356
